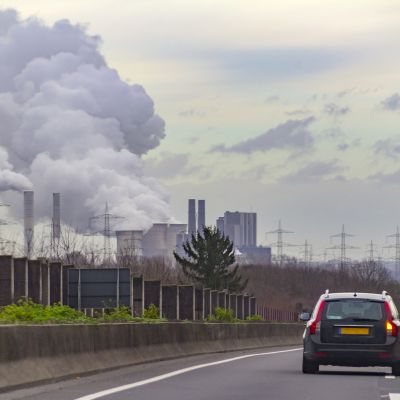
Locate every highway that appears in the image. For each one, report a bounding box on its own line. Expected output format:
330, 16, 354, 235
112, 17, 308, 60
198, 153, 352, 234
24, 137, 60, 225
2, 346, 400, 400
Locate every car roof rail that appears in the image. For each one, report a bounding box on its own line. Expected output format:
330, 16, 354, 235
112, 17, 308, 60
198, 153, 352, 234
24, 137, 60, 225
324, 289, 329, 298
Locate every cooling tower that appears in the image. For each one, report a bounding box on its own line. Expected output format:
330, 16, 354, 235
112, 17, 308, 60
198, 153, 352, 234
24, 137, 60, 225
23, 191, 34, 257
52, 193, 61, 240
188, 199, 196, 236
198, 200, 205, 232
116, 230, 143, 257
166, 224, 187, 254
142, 223, 168, 258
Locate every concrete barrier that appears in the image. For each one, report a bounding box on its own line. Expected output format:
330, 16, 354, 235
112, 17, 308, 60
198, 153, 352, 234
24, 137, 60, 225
0, 322, 304, 392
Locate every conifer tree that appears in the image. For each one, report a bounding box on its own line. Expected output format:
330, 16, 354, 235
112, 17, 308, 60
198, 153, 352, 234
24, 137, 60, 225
174, 226, 247, 291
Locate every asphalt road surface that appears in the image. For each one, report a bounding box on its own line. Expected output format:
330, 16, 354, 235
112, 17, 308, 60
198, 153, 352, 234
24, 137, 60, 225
2, 346, 400, 400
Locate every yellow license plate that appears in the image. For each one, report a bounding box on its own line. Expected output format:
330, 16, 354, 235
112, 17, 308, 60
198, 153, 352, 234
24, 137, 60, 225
340, 327, 369, 335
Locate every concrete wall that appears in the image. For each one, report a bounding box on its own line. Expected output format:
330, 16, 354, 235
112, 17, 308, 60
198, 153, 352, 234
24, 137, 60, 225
0, 323, 303, 391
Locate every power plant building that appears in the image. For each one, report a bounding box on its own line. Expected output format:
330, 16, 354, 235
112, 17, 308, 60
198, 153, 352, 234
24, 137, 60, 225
216, 211, 271, 264
219, 211, 257, 248
197, 199, 205, 232
188, 199, 196, 236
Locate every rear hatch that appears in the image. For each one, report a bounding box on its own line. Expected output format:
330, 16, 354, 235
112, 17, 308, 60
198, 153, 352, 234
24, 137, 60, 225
321, 298, 386, 344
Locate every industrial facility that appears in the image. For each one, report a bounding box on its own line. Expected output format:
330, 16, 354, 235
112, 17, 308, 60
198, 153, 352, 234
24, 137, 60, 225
216, 211, 271, 264
18, 191, 273, 265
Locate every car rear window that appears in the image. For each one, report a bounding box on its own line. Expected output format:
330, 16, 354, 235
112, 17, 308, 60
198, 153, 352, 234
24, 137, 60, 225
324, 299, 383, 321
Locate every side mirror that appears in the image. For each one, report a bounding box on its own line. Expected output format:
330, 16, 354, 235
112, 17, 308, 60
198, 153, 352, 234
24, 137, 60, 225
299, 312, 311, 321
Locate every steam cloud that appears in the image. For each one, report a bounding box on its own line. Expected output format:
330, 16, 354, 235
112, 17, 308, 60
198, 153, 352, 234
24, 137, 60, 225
0, 9, 170, 229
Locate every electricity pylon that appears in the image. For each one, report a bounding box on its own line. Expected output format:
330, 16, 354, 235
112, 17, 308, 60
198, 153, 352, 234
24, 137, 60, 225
384, 227, 400, 279
89, 202, 124, 264
326, 224, 358, 268
267, 220, 295, 266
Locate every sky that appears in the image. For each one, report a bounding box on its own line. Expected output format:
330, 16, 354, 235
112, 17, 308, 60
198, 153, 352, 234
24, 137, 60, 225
1, 0, 400, 261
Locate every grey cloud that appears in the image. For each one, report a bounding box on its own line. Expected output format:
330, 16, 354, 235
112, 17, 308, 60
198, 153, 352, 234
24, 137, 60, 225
144, 153, 190, 179
240, 165, 267, 180
373, 138, 400, 159
324, 103, 350, 116
381, 93, 400, 111
265, 95, 280, 103
285, 109, 311, 116
210, 117, 315, 154
337, 143, 349, 152
0, 8, 17, 35
144, 152, 206, 180
323, 127, 343, 139
281, 161, 345, 183
369, 170, 400, 184
336, 88, 355, 98
178, 109, 206, 118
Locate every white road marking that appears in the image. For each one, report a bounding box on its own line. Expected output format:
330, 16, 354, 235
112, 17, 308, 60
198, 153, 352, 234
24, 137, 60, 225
74, 347, 302, 400
386, 375, 396, 379
389, 394, 400, 400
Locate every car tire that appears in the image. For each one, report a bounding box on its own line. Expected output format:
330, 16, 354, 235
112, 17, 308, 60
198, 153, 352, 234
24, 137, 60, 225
392, 364, 400, 376
302, 355, 319, 374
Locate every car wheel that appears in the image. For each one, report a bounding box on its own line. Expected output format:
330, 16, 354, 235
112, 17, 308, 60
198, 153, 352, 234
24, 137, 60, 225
302, 355, 319, 374
392, 364, 400, 376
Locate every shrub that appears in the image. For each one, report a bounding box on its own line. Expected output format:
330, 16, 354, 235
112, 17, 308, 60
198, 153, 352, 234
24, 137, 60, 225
0, 299, 92, 324
102, 306, 133, 322
208, 307, 236, 322
143, 304, 160, 319
246, 314, 263, 321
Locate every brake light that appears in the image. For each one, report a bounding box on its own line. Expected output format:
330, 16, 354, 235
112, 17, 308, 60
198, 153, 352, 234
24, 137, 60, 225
384, 301, 398, 337
309, 300, 325, 335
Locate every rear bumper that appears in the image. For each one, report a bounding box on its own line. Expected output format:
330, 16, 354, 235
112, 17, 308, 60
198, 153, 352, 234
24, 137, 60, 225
304, 334, 399, 367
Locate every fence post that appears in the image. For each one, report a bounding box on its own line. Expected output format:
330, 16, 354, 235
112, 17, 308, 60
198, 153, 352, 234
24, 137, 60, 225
25, 258, 28, 299
160, 282, 163, 319
10, 257, 14, 303
77, 268, 81, 312
177, 285, 180, 320
192, 286, 195, 321
116, 267, 120, 308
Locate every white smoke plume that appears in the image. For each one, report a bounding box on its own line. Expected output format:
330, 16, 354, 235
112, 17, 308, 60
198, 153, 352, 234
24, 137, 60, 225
0, 9, 170, 229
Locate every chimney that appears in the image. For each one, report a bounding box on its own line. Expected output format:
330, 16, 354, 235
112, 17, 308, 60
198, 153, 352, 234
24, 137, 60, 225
198, 199, 205, 233
188, 199, 196, 236
23, 190, 34, 258
52, 193, 61, 240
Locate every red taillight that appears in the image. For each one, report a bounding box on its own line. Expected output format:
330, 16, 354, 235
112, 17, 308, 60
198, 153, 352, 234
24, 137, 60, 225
384, 301, 398, 337
309, 300, 325, 335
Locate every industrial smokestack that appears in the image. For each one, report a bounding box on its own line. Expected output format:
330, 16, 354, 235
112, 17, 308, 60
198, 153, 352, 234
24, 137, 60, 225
198, 200, 205, 233
52, 193, 61, 240
188, 199, 196, 236
23, 190, 34, 258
